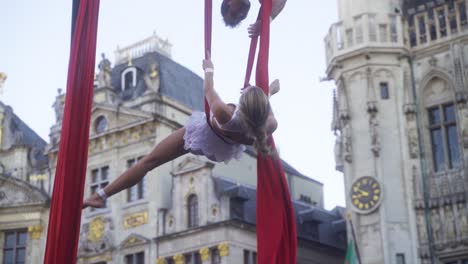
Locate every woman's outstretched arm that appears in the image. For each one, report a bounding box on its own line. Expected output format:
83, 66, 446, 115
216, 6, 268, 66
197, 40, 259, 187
202, 56, 232, 124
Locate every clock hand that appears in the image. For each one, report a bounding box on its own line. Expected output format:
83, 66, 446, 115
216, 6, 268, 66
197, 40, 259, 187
358, 190, 369, 196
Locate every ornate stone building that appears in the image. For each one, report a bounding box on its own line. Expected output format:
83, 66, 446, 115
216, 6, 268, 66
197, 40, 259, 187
0, 100, 50, 263
2, 32, 346, 263
325, 0, 468, 263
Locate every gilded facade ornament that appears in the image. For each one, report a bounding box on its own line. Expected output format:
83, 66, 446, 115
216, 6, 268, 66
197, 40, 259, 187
199, 247, 210, 261
28, 224, 43, 239
123, 211, 148, 229
173, 254, 184, 264
156, 257, 166, 264
88, 217, 105, 242
218, 242, 229, 257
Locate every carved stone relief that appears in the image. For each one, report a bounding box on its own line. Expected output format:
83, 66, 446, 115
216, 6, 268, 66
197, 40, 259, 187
78, 217, 115, 255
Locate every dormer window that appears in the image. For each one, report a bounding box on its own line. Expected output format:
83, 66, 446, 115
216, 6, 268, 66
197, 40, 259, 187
95, 116, 107, 134
121, 67, 137, 91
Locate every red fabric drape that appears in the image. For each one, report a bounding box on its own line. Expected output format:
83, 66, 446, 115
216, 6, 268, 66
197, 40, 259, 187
204, 0, 212, 122
44, 0, 100, 263
246, 2, 297, 263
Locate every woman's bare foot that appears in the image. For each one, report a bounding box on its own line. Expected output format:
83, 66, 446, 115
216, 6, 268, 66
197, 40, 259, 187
269, 79, 280, 98
82, 193, 105, 209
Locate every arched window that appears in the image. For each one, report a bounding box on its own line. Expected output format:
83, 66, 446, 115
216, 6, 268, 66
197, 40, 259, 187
187, 194, 199, 228
423, 76, 461, 172
121, 67, 137, 91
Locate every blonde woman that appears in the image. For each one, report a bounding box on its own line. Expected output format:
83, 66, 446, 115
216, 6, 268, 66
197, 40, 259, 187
83, 56, 279, 208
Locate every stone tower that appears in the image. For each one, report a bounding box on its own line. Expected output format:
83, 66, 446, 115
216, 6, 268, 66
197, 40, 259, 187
326, 0, 468, 263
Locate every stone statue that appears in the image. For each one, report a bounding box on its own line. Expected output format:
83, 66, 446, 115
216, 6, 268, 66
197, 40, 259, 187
97, 53, 112, 88
369, 114, 380, 157
417, 213, 427, 242
458, 106, 468, 148
0, 72, 7, 95
445, 206, 456, 241
432, 209, 441, 241
334, 132, 344, 171
342, 120, 352, 163
54, 89, 64, 122
408, 127, 419, 159
458, 203, 468, 239
144, 59, 160, 93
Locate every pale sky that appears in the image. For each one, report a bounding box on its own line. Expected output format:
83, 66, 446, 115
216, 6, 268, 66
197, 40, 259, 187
0, 0, 344, 209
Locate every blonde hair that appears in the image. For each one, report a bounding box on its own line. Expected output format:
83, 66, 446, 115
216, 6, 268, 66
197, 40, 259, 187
238, 86, 277, 157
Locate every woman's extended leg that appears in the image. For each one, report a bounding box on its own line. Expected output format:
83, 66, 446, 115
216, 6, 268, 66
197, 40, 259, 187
83, 128, 188, 208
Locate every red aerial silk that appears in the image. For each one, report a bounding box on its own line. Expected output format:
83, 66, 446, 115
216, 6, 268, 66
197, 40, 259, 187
204, 0, 297, 263
44, 0, 100, 263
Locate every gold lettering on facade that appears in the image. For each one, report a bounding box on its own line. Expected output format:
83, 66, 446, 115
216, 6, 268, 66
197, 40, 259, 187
123, 211, 148, 229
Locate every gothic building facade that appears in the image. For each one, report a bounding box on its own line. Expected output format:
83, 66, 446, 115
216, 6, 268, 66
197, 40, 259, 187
1, 33, 346, 263
325, 0, 468, 263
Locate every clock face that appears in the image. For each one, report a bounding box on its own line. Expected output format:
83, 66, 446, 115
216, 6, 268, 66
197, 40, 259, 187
350, 176, 382, 214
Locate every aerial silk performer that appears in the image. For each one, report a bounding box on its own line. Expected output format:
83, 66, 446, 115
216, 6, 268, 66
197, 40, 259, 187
44, 0, 100, 263
206, 0, 297, 263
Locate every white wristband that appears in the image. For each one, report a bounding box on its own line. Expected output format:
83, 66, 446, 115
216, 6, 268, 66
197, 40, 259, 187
97, 189, 107, 201
204, 68, 214, 73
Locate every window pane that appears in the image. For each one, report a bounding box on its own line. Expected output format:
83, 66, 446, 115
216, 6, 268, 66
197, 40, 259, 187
444, 104, 456, 122
431, 128, 445, 172
460, 2, 468, 28
5, 233, 15, 247
418, 15, 427, 44
380, 82, 389, 99
4, 249, 14, 264
136, 252, 144, 264
438, 9, 447, 37
101, 167, 109, 180
396, 253, 405, 264
428, 11, 437, 40
253, 252, 257, 264
195, 252, 202, 264
16, 248, 26, 262
462, 259, 468, 264
125, 254, 134, 264
379, 24, 388, 42
138, 181, 144, 199
429, 107, 441, 125
91, 169, 99, 183
446, 125, 460, 168
18, 232, 27, 246
244, 250, 250, 264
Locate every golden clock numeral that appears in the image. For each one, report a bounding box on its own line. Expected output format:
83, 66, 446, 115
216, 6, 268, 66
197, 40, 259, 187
364, 204, 369, 209
358, 203, 364, 209
370, 201, 375, 206
373, 195, 379, 201
352, 195, 360, 199
372, 183, 378, 188
353, 199, 359, 205
354, 187, 359, 192
362, 179, 368, 184
374, 189, 380, 194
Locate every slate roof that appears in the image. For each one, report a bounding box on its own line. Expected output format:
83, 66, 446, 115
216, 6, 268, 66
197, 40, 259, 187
6, 106, 49, 167
111, 52, 204, 111
213, 176, 347, 250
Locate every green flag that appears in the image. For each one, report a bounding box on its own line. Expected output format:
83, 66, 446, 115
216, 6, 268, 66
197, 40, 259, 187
345, 240, 358, 264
